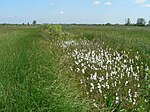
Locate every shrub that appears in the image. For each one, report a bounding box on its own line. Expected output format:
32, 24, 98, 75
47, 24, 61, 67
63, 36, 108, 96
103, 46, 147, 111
41, 24, 62, 40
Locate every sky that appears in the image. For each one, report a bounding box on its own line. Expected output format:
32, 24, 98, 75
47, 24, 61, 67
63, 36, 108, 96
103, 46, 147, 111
0, 0, 150, 24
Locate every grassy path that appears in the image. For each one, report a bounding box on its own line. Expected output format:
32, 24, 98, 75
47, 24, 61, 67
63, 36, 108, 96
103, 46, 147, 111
0, 27, 87, 112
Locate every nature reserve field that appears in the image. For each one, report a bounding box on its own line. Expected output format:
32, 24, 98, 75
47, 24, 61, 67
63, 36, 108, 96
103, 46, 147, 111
0, 25, 149, 112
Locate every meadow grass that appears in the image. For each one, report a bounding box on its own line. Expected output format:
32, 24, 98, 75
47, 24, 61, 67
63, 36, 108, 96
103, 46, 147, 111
0, 26, 88, 112
0, 25, 149, 112
61, 25, 150, 111
62, 25, 150, 64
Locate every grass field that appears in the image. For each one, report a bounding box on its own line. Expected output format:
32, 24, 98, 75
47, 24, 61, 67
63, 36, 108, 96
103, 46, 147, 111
0, 26, 88, 112
0, 25, 149, 112
62, 25, 150, 111
63, 25, 150, 63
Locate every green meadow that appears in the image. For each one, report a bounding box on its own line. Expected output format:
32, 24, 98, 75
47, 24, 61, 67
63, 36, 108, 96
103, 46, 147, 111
0, 25, 149, 112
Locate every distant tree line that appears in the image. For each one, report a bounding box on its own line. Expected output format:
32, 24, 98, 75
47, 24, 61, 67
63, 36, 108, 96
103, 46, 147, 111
70, 18, 150, 27
22, 20, 37, 25
1, 19, 150, 26
125, 18, 150, 26
0, 20, 37, 26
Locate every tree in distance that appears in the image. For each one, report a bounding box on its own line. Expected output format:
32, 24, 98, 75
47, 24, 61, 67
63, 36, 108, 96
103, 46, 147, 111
33, 20, 37, 25
125, 18, 131, 25
148, 20, 150, 26
136, 18, 146, 26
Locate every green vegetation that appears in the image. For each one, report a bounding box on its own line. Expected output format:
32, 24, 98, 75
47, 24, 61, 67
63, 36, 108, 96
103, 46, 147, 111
0, 26, 88, 112
0, 25, 149, 112
63, 25, 150, 64
41, 24, 62, 40
62, 25, 150, 111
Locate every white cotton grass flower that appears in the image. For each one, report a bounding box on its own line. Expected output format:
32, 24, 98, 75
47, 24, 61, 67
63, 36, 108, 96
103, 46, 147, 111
81, 63, 84, 67
90, 89, 93, 92
134, 92, 138, 98
133, 99, 136, 105
116, 96, 119, 104
129, 97, 132, 103
80, 79, 83, 84
137, 83, 140, 88
93, 103, 98, 108
70, 67, 73, 71
125, 81, 128, 86
145, 99, 148, 102
97, 83, 101, 88
93, 72, 97, 80
114, 81, 117, 87
145, 66, 149, 71
76, 68, 80, 72
99, 76, 104, 82
81, 68, 85, 74
90, 83, 94, 92
97, 83, 102, 93
128, 89, 132, 99
106, 84, 110, 89
106, 73, 109, 80
135, 55, 139, 60
75, 61, 79, 65
102, 84, 106, 88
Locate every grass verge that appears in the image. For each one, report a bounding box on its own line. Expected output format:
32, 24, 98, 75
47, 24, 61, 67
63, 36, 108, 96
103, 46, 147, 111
0, 26, 88, 112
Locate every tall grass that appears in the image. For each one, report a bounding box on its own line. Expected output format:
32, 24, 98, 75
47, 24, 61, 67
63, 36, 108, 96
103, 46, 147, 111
62, 25, 150, 64
62, 25, 150, 111
0, 25, 149, 112
0, 26, 88, 112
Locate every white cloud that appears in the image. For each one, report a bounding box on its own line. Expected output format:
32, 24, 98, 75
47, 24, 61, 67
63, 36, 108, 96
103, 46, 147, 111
93, 1, 100, 5
59, 11, 64, 15
104, 2, 112, 6
142, 4, 150, 7
134, 0, 146, 4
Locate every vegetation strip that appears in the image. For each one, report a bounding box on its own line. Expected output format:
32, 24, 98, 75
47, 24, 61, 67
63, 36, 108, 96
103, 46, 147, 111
0, 26, 88, 112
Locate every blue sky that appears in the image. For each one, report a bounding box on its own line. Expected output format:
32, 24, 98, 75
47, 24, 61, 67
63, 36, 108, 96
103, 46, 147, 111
0, 0, 150, 24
